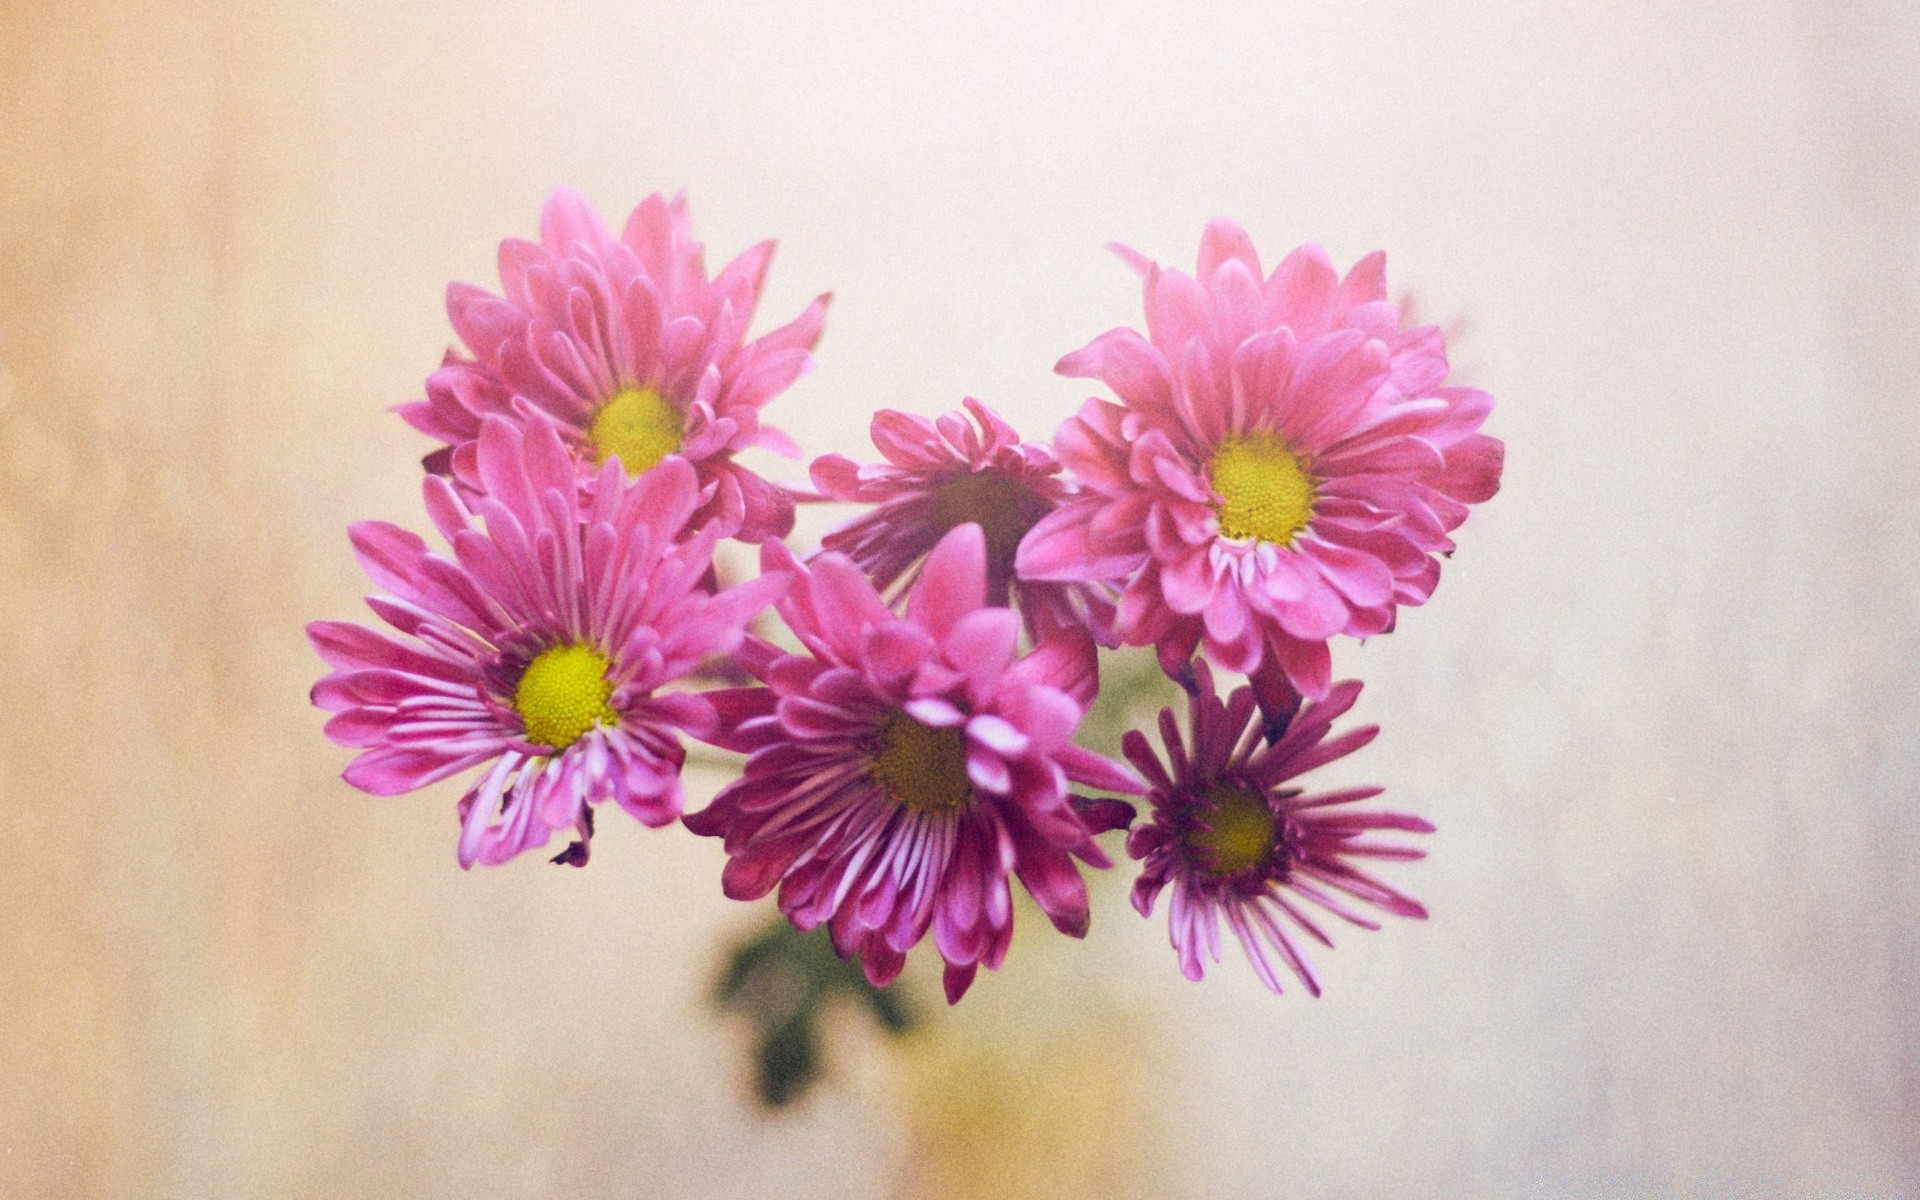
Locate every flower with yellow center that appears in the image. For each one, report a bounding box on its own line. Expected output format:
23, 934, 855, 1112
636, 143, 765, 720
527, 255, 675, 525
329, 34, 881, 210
1186, 784, 1279, 876
683, 525, 1146, 1004
1209, 432, 1318, 546
313, 420, 787, 871
1125, 662, 1430, 995
869, 713, 974, 814
513, 642, 619, 750
589, 386, 683, 476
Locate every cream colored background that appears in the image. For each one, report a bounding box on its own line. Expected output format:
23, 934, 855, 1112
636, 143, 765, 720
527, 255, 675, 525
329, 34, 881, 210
3, 1, 1917, 1195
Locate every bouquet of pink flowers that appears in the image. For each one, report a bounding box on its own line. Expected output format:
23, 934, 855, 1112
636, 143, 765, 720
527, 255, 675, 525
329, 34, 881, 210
309, 190, 1501, 1093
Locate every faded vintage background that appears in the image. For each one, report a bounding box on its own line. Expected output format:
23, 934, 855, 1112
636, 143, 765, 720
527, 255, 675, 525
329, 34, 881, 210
3, 1, 1917, 1196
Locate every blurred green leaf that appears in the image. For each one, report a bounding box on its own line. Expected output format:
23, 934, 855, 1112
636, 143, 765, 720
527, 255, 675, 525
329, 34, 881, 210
715, 917, 916, 1109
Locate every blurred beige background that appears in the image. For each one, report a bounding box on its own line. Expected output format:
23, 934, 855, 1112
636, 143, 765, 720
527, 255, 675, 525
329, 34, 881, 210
3, 0, 1917, 1195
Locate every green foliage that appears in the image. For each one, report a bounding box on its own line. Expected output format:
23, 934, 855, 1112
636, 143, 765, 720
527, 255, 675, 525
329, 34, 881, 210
715, 917, 914, 1108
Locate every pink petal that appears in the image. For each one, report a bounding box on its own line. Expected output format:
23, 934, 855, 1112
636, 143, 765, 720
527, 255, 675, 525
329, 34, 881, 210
1339, 250, 1388, 307
1197, 217, 1262, 283
942, 607, 1019, 688
343, 745, 481, 795
907, 524, 987, 640
1002, 632, 1098, 711
539, 188, 613, 255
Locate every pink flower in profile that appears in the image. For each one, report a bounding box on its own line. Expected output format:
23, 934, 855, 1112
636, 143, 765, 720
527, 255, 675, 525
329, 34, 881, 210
809, 397, 1116, 644
685, 524, 1142, 1003
309, 418, 785, 868
1017, 220, 1504, 699
1123, 661, 1431, 995
399, 189, 829, 543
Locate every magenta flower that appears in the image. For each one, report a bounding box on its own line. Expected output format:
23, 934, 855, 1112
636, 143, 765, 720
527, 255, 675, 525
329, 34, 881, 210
809, 397, 1116, 643
1123, 661, 1431, 995
1018, 220, 1504, 699
399, 189, 829, 543
309, 418, 785, 868
685, 524, 1143, 1003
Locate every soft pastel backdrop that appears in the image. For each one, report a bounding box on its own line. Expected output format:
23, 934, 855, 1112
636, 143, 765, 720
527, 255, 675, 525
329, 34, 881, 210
3, 1, 1916, 1195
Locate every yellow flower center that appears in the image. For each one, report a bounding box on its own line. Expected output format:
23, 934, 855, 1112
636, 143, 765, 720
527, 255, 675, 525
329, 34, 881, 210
588, 385, 683, 476
870, 713, 974, 814
934, 471, 1036, 562
513, 643, 618, 751
1187, 784, 1279, 876
1209, 433, 1317, 545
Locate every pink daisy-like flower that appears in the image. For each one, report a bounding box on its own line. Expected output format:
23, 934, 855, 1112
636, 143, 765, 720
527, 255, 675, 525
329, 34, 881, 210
1123, 660, 1431, 995
1018, 220, 1504, 699
399, 189, 828, 543
685, 524, 1143, 1003
809, 397, 1116, 644
309, 417, 785, 868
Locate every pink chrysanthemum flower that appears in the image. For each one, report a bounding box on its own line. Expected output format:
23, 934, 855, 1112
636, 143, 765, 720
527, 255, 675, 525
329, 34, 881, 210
1123, 661, 1431, 995
1018, 220, 1504, 699
685, 524, 1143, 1003
399, 189, 829, 543
309, 418, 785, 868
809, 397, 1116, 644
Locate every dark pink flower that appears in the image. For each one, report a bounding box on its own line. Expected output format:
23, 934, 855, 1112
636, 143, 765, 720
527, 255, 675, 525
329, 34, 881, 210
1124, 661, 1431, 995
1018, 220, 1503, 699
685, 524, 1142, 1003
309, 418, 784, 868
809, 397, 1116, 644
399, 189, 828, 543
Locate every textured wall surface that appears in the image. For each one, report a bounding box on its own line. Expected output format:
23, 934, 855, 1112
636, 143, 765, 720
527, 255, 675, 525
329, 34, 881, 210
2, 1, 1916, 1195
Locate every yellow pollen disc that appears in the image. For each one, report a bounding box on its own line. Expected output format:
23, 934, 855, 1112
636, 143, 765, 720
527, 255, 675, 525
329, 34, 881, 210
935, 471, 1036, 561
589, 385, 683, 476
870, 713, 974, 814
1189, 784, 1279, 876
1209, 433, 1317, 545
513, 643, 619, 751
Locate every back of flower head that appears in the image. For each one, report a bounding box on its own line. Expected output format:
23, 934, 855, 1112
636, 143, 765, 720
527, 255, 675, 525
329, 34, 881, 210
810, 397, 1118, 649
